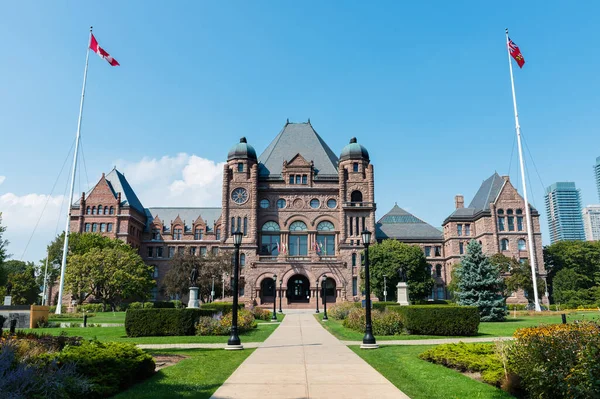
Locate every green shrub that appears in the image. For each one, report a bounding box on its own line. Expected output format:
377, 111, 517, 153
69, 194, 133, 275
142, 301, 175, 309
390, 305, 479, 336
201, 302, 244, 314
373, 301, 401, 311
343, 308, 404, 335
128, 302, 143, 310
328, 302, 360, 320
49, 312, 96, 319
250, 306, 273, 321
49, 305, 57, 313
79, 304, 104, 313
507, 322, 600, 399
170, 300, 183, 309
49, 340, 155, 398
117, 303, 129, 311
419, 342, 505, 386
195, 309, 257, 336
143, 302, 153, 309
125, 308, 217, 337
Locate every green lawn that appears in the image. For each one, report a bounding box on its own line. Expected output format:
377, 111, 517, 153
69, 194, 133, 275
351, 345, 514, 399
317, 311, 600, 340
50, 311, 127, 324
114, 348, 253, 399
21, 322, 279, 344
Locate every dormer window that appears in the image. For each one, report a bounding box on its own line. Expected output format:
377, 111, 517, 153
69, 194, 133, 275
353, 162, 359, 172
174, 228, 182, 240
237, 162, 243, 172
152, 228, 161, 240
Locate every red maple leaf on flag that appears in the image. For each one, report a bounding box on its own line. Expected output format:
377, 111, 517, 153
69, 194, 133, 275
508, 38, 525, 68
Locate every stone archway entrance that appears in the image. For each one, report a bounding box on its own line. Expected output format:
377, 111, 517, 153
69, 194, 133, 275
287, 274, 310, 303
260, 277, 276, 304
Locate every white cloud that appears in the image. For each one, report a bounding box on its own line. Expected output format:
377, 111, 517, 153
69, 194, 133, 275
115, 153, 225, 207
2, 153, 225, 262
0, 192, 66, 262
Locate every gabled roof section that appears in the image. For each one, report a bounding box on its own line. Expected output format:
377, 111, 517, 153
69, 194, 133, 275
73, 168, 145, 215
258, 121, 339, 177
468, 172, 505, 211
376, 204, 443, 241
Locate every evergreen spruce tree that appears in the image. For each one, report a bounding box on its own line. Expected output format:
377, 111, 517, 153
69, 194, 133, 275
456, 240, 505, 321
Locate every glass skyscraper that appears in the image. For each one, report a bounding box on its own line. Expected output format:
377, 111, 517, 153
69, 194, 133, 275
595, 156, 600, 202
545, 182, 586, 243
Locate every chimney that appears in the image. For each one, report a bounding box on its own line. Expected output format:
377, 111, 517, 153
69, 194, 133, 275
455, 195, 464, 209
502, 175, 510, 182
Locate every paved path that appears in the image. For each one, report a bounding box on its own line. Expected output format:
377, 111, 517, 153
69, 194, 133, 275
210, 313, 409, 399
341, 336, 514, 346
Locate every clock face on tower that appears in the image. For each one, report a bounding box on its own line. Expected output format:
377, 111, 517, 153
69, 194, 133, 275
231, 187, 249, 204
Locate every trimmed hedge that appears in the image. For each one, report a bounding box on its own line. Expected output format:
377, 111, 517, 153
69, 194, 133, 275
125, 308, 217, 337
201, 302, 245, 314
373, 301, 401, 311
390, 305, 480, 336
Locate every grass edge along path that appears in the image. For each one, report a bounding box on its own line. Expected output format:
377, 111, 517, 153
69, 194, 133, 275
114, 348, 254, 399
316, 311, 600, 341
350, 345, 514, 399
20, 321, 280, 344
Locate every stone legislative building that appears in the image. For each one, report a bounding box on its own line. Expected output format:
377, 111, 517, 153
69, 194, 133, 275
68, 121, 546, 307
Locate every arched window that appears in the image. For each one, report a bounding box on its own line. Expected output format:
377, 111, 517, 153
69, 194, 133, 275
316, 221, 335, 255
216, 228, 221, 240
350, 190, 363, 203
153, 266, 159, 278
85, 223, 91, 232
261, 222, 280, 255
231, 217, 235, 233
427, 264, 433, 275
86, 206, 91, 215
104, 206, 109, 215
109, 206, 115, 215
322, 277, 336, 297
501, 238, 509, 251
92, 223, 98, 232
100, 223, 106, 232
518, 239, 526, 251
98, 205, 103, 215
317, 221, 335, 231
243, 217, 248, 236
289, 221, 308, 256
92, 206, 96, 215
497, 209, 505, 231
107, 223, 113, 232
435, 264, 442, 277
289, 221, 307, 231
240, 253, 246, 267
507, 209, 515, 231
516, 209, 524, 231
237, 217, 241, 233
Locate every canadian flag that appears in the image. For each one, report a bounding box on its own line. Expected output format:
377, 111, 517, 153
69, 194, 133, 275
89, 34, 119, 66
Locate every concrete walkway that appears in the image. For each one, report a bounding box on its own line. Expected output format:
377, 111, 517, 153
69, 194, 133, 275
210, 313, 409, 399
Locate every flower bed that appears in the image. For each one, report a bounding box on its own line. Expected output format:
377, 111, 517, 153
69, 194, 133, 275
0, 331, 155, 398
196, 309, 257, 335
342, 308, 404, 336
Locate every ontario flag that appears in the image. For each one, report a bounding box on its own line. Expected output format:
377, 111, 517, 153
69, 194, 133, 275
508, 37, 525, 68
89, 34, 120, 66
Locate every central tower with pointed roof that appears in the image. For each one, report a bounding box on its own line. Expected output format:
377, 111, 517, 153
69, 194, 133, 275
221, 120, 376, 306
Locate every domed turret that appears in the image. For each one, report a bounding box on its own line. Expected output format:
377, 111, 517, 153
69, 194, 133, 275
227, 137, 257, 161
339, 137, 369, 162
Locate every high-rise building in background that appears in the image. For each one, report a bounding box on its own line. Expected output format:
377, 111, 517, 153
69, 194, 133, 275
545, 182, 586, 243
595, 156, 600, 202
583, 205, 600, 241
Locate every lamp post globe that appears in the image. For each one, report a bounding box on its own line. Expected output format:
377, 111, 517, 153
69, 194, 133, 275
361, 229, 377, 349
279, 279, 283, 313
322, 274, 328, 321
226, 231, 244, 350
271, 274, 278, 321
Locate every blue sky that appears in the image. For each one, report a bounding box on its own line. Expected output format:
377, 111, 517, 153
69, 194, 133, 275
1, 1, 599, 262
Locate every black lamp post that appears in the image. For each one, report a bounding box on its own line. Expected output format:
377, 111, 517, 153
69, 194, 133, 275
226, 231, 243, 350
361, 229, 377, 349
279, 279, 283, 313
322, 274, 328, 321
271, 274, 278, 321
315, 279, 320, 314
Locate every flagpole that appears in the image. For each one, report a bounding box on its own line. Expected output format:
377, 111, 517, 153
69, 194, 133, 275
55, 26, 93, 314
505, 28, 542, 312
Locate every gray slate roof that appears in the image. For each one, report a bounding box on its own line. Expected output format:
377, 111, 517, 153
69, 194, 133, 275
145, 207, 222, 232
376, 205, 443, 241
73, 168, 145, 215
468, 172, 505, 210
258, 122, 339, 177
